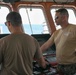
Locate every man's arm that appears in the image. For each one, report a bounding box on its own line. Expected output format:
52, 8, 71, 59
34, 39, 47, 68
37, 56, 46, 68
40, 35, 54, 52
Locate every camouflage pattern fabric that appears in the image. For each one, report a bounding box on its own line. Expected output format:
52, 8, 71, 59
57, 64, 76, 75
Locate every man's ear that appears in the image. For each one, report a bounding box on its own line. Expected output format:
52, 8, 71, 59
8, 21, 11, 26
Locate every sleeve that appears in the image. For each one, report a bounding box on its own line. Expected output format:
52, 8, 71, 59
48, 30, 58, 44
34, 39, 43, 59
0, 39, 5, 64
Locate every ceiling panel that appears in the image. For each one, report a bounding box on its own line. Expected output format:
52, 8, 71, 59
21, 0, 75, 2
0, 0, 75, 3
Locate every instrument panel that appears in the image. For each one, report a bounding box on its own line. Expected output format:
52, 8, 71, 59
32, 34, 58, 75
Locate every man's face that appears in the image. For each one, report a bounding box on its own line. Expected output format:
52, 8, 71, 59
55, 12, 63, 25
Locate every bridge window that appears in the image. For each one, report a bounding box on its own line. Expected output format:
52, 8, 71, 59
18, 7, 49, 35
50, 7, 76, 30
0, 5, 10, 34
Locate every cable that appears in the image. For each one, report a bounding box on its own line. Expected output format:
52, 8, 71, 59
26, 8, 33, 34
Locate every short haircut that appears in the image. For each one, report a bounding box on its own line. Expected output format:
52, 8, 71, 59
6, 11, 22, 26
56, 8, 69, 17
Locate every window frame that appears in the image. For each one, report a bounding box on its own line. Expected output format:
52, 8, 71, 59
17, 4, 50, 35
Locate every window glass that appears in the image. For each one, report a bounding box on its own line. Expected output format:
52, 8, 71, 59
19, 7, 49, 35
0, 5, 10, 34
51, 8, 76, 30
